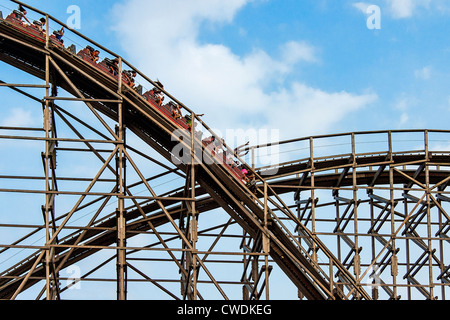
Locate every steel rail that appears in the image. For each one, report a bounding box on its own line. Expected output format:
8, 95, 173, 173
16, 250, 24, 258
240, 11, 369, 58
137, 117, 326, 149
0, 1, 448, 300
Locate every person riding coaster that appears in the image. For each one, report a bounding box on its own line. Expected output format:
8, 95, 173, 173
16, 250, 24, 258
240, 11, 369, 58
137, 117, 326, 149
123, 69, 137, 88
4, 6, 254, 191
31, 17, 46, 35
84, 45, 99, 62
52, 26, 64, 44
104, 57, 119, 75
152, 80, 164, 106
168, 101, 182, 119
11, 5, 30, 26
240, 164, 257, 192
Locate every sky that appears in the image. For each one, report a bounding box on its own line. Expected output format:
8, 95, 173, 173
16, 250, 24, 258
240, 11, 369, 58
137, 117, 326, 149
0, 0, 449, 300
1, 0, 450, 145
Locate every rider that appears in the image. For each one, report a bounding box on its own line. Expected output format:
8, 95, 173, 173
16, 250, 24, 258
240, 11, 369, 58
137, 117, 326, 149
92, 49, 100, 63
85, 46, 99, 63
240, 164, 256, 191
12, 5, 30, 26
110, 58, 119, 75
184, 113, 203, 130
152, 80, 164, 106
123, 69, 137, 88
32, 17, 46, 35
53, 26, 65, 43
168, 101, 182, 119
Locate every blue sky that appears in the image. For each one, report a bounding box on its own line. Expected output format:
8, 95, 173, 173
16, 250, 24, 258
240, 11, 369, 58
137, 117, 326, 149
1, 0, 449, 143
0, 0, 449, 300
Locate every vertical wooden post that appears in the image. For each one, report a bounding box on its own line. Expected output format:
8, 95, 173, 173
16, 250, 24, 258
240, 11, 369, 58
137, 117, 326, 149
116, 57, 127, 300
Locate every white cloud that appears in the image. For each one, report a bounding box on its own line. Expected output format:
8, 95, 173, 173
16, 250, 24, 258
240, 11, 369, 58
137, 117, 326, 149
1, 108, 36, 127
354, 0, 438, 19
394, 94, 418, 111
387, 0, 416, 18
394, 97, 408, 111
267, 84, 377, 136
353, 2, 372, 13
280, 41, 318, 65
392, 95, 422, 127
399, 112, 409, 125
414, 66, 431, 80
385, 0, 431, 18
111, 0, 377, 142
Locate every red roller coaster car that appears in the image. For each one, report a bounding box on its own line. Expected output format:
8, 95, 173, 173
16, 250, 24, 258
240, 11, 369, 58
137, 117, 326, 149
4, 11, 64, 47
0, 9, 251, 187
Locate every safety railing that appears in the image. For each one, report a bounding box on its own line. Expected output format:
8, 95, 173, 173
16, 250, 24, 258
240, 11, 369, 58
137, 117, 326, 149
0, 0, 257, 188
245, 129, 450, 176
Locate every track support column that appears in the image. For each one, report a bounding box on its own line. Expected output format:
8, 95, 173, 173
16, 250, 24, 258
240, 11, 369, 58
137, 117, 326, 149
43, 18, 60, 299
116, 57, 127, 300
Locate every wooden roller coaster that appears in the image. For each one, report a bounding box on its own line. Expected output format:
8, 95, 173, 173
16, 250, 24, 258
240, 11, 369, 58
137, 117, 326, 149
0, 0, 448, 300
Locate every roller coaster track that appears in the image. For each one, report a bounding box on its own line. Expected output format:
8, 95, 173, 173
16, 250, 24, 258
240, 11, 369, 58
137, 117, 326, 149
0, 1, 448, 300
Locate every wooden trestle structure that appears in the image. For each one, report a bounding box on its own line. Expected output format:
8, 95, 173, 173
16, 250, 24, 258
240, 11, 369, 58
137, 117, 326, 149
0, 0, 448, 300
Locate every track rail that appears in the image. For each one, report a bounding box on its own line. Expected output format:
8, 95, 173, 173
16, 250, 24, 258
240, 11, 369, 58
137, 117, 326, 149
0, 1, 448, 300
0, 2, 352, 300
